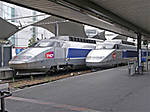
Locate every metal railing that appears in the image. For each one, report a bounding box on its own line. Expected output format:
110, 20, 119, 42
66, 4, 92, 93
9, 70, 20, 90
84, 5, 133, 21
0, 91, 12, 112
128, 58, 147, 75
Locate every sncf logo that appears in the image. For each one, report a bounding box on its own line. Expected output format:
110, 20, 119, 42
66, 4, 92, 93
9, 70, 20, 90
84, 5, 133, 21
112, 52, 116, 59
45, 52, 54, 59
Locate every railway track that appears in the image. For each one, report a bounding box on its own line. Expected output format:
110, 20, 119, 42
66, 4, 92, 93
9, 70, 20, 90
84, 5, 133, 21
2, 68, 93, 90
1, 65, 124, 90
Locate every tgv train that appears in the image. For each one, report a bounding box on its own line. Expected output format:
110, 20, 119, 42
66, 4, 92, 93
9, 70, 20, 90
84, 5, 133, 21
86, 39, 149, 68
9, 36, 99, 75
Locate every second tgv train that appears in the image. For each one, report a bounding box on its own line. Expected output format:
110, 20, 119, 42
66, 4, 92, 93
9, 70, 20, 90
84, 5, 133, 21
9, 36, 101, 75
86, 39, 149, 68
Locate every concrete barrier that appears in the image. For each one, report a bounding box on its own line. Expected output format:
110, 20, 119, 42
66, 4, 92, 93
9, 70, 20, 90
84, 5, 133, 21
0, 67, 13, 80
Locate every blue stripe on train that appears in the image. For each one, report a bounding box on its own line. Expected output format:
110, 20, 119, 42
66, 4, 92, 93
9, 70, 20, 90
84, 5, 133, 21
123, 51, 150, 58
122, 50, 150, 62
67, 48, 92, 58
141, 58, 150, 62
143, 51, 147, 57
141, 51, 150, 57
122, 50, 137, 58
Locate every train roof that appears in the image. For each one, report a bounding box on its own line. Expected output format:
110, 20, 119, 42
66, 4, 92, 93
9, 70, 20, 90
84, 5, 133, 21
104, 39, 135, 46
50, 36, 96, 44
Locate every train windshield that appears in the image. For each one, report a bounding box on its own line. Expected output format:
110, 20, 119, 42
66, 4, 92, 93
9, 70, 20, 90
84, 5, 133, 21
34, 41, 57, 47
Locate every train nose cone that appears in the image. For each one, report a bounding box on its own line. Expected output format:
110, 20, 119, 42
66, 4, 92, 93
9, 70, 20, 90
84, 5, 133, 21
9, 60, 28, 69
86, 55, 105, 63
86, 50, 111, 62
86, 49, 115, 67
9, 55, 32, 69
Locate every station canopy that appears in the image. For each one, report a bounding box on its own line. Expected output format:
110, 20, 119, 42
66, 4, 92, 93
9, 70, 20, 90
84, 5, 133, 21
32, 16, 87, 37
2, 0, 141, 38
0, 17, 19, 40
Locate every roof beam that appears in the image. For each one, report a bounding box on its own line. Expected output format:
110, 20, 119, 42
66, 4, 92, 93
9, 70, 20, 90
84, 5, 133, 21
2, 0, 149, 39
56, 0, 150, 36
1, 0, 136, 37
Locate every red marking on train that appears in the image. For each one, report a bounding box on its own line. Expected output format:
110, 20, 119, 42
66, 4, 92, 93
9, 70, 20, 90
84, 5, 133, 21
15, 47, 26, 49
7, 96, 99, 112
45, 51, 54, 59
24, 56, 27, 59
13, 56, 18, 59
112, 52, 116, 59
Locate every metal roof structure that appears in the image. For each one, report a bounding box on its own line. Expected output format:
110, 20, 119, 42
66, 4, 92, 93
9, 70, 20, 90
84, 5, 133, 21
2, 0, 140, 38
0, 17, 19, 40
32, 16, 87, 37
0, 16, 87, 40
58, 0, 150, 39
90, 0, 150, 34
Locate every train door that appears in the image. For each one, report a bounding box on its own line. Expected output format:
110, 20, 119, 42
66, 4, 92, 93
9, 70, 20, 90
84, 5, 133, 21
54, 41, 67, 66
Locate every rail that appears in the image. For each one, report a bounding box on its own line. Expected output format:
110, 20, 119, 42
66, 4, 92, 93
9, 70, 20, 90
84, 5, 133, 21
0, 83, 12, 112
0, 91, 12, 112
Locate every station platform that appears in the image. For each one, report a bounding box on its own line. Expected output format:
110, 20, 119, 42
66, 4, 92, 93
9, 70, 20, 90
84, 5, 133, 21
5, 66, 150, 112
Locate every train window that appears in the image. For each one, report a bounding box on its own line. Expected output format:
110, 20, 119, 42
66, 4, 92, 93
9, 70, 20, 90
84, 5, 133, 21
29, 41, 38, 47
54, 42, 61, 47
114, 44, 119, 49
85, 40, 87, 43
118, 45, 124, 49
82, 39, 85, 42
34, 41, 59, 47
79, 38, 82, 42
122, 41, 135, 46
96, 44, 103, 49
69, 37, 73, 41
85, 39, 87, 43
102, 44, 115, 49
74, 38, 77, 42
76, 38, 79, 42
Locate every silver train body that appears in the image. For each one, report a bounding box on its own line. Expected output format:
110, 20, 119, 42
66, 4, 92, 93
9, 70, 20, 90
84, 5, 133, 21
86, 40, 148, 68
9, 36, 97, 75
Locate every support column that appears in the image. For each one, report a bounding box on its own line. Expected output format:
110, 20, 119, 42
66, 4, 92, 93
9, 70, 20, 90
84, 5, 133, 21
146, 40, 149, 71
1, 92, 5, 112
55, 22, 59, 37
1, 45, 4, 67
137, 33, 142, 74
